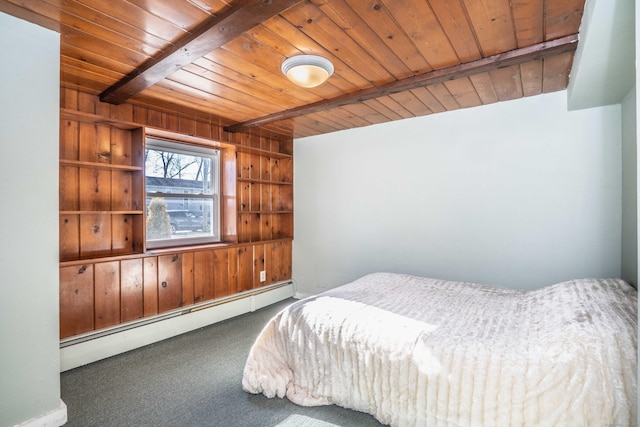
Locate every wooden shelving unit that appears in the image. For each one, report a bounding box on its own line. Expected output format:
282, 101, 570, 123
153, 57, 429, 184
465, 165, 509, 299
58, 90, 294, 340
59, 112, 145, 261
236, 152, 293, 242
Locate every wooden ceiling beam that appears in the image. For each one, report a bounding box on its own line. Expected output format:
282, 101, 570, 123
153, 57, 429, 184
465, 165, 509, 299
100, 0, 302, 104
225, 34, 578, 133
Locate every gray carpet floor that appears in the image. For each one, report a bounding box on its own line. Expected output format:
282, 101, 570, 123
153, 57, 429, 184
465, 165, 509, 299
61, 298, 384, 427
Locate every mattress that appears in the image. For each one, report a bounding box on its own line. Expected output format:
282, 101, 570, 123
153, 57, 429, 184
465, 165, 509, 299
242, 273, 637, 426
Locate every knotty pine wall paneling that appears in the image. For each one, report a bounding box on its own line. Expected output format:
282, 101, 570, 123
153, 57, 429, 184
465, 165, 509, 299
59, 88, 293, 339
59, 264, 94, 338
94, 261, 120, 330
158, 254, 183, 314
120, 258, 144, 323
143, 257, 159, 317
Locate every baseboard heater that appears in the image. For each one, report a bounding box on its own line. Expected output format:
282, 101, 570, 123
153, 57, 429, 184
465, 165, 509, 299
60, 281, 294, 370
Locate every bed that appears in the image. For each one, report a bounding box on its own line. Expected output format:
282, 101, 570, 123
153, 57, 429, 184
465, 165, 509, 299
242, 272, 637, 426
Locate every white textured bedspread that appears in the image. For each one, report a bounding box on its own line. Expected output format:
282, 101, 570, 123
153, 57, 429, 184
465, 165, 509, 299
242, 273, 637, 426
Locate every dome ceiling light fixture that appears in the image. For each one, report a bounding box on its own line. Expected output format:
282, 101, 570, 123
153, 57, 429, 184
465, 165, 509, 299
281, 54, 334, 88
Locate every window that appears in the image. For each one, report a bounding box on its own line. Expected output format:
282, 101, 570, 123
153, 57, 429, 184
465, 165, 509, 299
145, 137, 220, 248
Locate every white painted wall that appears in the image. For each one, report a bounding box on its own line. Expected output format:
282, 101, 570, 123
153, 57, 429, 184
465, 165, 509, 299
0, 12, 65, 427
622, 86, 638, 286
568, 0, 635, 110
293, 91, 621, 294
569, 0, 637, 287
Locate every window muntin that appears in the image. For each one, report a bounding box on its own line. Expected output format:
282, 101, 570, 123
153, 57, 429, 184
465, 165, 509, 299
145, 137, 220, 248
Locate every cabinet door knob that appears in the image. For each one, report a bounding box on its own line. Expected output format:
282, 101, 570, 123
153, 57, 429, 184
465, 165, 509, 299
161, 281, 168, 288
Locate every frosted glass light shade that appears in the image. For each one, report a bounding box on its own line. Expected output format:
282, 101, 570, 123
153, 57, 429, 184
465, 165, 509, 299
281, 55, 334, 88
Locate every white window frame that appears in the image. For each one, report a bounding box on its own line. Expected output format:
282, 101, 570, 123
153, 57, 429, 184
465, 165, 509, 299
145, 137, 220, 249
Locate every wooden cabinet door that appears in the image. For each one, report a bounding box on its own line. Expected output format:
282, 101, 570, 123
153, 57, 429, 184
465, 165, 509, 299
94, 261, 120, 330
121, 258, 144, 322
271, 240, 292, 283
194, 250, 214, 303
181, 252, 194, 307
60, 264, 94, 338
237, 245, 253, 292
143, 257, 158, 316
213, 248, 231, 298
158, 254, 183, 313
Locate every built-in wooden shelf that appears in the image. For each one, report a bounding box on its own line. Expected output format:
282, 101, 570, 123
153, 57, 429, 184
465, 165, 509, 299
235, 145, 292, 159
241, 210, 293, 214
60, 159, 143, 171
60, 108, 140, 130
60, 210, 144, 215
59, 237, 293, 267
237, 178, 293, 185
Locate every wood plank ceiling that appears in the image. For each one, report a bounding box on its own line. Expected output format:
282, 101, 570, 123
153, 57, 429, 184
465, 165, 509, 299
0, 0, 586, 138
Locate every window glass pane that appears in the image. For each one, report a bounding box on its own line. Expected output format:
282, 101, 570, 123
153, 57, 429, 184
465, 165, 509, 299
145, 138, 219, 248
146, 197, 215, 241
145, 148, 213, 195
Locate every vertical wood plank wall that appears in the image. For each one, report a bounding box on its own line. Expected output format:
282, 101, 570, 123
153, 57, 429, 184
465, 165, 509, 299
59, 88, 293, 339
